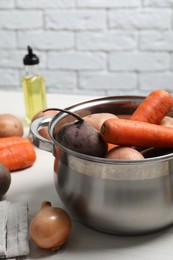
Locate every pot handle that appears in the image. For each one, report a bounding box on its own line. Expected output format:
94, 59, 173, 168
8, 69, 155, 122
29, 117, 54, 153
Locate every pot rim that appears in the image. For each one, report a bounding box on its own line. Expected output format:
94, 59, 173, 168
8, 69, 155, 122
48, 95, 173, 165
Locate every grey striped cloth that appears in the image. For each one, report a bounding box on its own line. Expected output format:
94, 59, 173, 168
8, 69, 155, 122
0, 201, 29, 259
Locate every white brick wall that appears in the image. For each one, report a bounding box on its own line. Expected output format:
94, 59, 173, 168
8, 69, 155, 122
48, 51, 106, 70
45, 10, 106, 30
108, 9, 172, 30
109, 52, 170, 71
0, 0, 173, 96
17, 31, 75, 50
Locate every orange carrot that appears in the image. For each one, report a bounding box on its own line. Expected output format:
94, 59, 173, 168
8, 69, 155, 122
130, 89, 173, 124
107, 143, 118, 151
0, 136, 36, 171
0, 136, 26, 150
101, 118, 173, 148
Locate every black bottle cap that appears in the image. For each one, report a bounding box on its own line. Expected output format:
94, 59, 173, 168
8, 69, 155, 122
23, 46, 39, 65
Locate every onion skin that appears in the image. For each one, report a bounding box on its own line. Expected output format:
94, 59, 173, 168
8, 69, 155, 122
29, 201, 72, 250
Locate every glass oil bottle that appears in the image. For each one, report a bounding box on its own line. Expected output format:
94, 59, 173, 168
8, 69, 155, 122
22, 46, 47, 125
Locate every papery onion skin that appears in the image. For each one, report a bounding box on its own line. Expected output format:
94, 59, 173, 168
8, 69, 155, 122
29, 201, 72, 250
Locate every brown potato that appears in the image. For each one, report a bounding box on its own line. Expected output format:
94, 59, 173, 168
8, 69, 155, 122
160, 116, 173, 128
106, 146, 144, 160
0, 114, 23, 137
32, 110, 58, 140
83, 113, 117, 131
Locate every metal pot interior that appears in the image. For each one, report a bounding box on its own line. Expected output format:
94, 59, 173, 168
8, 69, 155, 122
48, 95, 173, 167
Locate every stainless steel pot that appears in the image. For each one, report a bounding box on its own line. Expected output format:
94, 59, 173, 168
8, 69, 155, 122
30, 96, 173, 235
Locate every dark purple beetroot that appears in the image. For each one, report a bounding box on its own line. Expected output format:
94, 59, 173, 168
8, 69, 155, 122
44, 108, 108, 157
0, 163, 11, 198
55, 120, 108, 157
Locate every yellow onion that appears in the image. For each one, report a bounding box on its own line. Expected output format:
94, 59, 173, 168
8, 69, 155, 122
29, 201, 72, 250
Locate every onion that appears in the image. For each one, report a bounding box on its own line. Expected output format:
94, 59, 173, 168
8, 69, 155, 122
29, 201, 72, 250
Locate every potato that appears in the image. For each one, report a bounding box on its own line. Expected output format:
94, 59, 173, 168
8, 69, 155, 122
0, 114, 23, 137
83, 113, 117, 131
160, 116, 173, 128
32, 110, 58, 140
106, 146, 144, 160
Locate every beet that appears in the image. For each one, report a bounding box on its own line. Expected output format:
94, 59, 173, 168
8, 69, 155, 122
55, 120, 108, 157
0, 163, 11, 198
44, 108, 108, 157
45, 108, 108, 157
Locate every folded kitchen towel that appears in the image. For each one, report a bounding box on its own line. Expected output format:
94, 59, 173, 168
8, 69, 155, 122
16, 202, 30, 257
0, 201, 29, 259
6, 203, 18, 258
0, 201, 10, 257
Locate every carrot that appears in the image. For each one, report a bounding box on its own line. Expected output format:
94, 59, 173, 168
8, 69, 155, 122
0, 136, 36, 171
107, 143, 118, 151
0, 136, 26, 150
130, 89, 173, 124
101, 118, 173, 148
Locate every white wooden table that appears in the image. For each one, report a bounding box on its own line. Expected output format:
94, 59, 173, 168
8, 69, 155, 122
1, 90, 173, 260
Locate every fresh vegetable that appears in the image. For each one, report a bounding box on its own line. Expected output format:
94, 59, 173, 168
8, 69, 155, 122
83, 113, 117, 131
106, 146, 144, 160
0, 163, 11, 198
52, 108, 108, 157
107, 143, 118, 151
160, 116, 173, 128
56, 120, 108, 157
0, 113, 24, 137
0, 136, 36, 171
101, 118, 173, 148
130, 89, 173, 124
29, 201, 72, 250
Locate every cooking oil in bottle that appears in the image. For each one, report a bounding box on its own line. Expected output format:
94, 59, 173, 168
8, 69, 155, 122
22, 46, 47, 125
